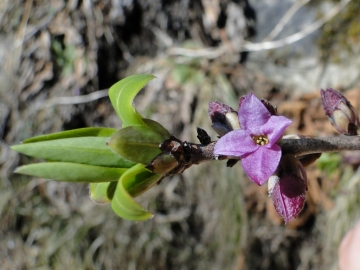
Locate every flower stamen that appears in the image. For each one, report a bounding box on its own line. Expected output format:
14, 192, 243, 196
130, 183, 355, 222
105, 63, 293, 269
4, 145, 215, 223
253, 135, 269, 146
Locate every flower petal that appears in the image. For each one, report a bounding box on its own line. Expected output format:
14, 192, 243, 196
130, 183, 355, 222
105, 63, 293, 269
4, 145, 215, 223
241, 144, 281, 185
214, 129, 258, 157
261, 115, 292, 145
272, 174, 306, 223
238, 93, 271, 133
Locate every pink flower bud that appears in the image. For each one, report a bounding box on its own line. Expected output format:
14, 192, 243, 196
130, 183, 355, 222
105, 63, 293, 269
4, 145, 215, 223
320, 88, 359, 135
271, 154, 307, 223
208, 101, 240, 136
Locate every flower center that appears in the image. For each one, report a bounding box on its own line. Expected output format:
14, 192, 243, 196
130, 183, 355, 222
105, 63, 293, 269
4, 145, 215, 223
253, 135, 269, 146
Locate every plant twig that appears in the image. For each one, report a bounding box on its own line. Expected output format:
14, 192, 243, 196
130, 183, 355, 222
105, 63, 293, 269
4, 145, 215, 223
186, 135, 360, 165
163, 135, 360, 176
280, 136, 360, 156
263, 0, 310, 41
168, 0, 351, 57
240, 0, 351, 52
29, 89, 109, 113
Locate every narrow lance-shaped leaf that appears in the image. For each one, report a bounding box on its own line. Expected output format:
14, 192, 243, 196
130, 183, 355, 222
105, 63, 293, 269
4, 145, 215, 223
12, 137, 136, 168
109, 74, 155, 127
108, 126, 164, 165
15, 162, 127, 183
90, 181, 118, 204
23, 127, 116, 143
107, 181, 118, 200
121, 164, 163, 197
111, 164, 163, 221
142, 118, 171, 139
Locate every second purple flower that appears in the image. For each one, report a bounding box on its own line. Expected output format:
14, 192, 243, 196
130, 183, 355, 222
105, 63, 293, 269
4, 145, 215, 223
214, 93, 292, 185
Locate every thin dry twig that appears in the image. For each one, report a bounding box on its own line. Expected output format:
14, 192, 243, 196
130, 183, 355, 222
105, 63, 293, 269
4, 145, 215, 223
263, 0, 311, 41
240, 0, 351, 52
10, 0, 33, 72
168, 0, 351, 57
29, 89, 109, 113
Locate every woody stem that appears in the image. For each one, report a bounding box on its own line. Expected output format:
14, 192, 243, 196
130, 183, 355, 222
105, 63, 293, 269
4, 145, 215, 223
189, 135, 360, 164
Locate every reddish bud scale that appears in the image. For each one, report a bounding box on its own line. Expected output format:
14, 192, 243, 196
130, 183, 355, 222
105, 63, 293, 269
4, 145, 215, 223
261, 99, 278, 116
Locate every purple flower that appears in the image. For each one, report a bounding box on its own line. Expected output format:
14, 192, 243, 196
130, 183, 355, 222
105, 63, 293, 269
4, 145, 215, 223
270, 154, 307, 223
214, 93, 292, 185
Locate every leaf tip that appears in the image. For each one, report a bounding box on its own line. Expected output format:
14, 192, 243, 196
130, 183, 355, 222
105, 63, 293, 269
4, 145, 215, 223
13, 165, 25, 175
10, 144, 21, 151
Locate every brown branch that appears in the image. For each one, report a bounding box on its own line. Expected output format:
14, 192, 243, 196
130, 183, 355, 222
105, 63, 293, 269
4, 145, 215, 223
280, 136, 360, 156
161, 135, 360, 176
192, 135, 360, 162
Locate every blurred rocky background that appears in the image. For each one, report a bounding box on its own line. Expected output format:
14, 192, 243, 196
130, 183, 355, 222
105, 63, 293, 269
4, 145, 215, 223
1, 0, 360, 269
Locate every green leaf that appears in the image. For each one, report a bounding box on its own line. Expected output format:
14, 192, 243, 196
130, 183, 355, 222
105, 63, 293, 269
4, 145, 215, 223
109, 74, 155, 127
15, 162, 127, 183
90, 182, 112, 204
148, 154, 178, 174
143, 118, 171, 139
23, 127, 116, 143
111, 164, 162, 221
107, 126, 164, 165
122, 164, 163, 197
90, 181, 118, 204
12, 137, 136, 168
107, 181, 118, 200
